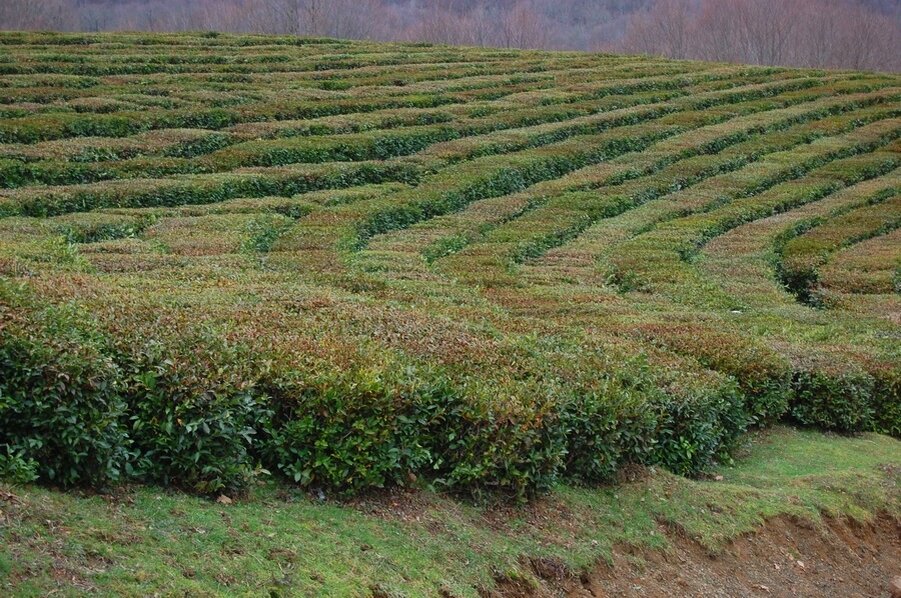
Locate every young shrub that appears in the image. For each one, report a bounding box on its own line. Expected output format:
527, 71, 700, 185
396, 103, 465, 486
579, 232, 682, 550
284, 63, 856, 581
790, 367, 875, 433
0, 447, 39, 484
867, 363, 899, 438
163, 132, 233, 158
0, 290, 131, 487
549, 347, 662, 483
117, 327, 269, 494
560, 385, 657, 484
240, 213, 294, 254
261, 363, 441, 495
429, 380, 568, 502
647, 374, 747, 475
262, 356, 568, 502
0, 159, 28, 189
632, 324, 793, 425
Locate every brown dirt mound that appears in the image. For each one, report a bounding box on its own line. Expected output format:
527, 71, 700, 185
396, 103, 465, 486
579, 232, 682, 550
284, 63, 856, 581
487, 513, 901, 597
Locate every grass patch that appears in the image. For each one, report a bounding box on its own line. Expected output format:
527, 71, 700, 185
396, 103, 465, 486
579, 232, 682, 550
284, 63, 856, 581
0, 426, 897, 596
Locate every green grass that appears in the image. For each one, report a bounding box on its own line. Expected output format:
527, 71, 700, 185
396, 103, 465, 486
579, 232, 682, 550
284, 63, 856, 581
0, 427, 898, 596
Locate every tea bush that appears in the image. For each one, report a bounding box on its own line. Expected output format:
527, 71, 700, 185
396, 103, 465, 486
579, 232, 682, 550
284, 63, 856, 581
1, 32, 898, 500
0, 292, 130, 487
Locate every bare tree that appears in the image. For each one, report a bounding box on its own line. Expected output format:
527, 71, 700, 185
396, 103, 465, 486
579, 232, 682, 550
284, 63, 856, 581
499, 1, 551, 49
0, 0, 73, 30
322, 0, 385, 40
1, 0, 899, 72
303, 0, 327, 36
407, 1, 484, 46
620, 0, 697, 58
820, 1, 900, 70
617, 0, 899, 71
697, 0, 805, 65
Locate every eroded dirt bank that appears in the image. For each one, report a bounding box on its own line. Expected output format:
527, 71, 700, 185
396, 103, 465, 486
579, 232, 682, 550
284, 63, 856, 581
489, 513, 901, 597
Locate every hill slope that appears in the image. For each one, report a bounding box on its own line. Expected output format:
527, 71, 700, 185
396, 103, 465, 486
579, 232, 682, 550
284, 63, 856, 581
0, 32, 899, 501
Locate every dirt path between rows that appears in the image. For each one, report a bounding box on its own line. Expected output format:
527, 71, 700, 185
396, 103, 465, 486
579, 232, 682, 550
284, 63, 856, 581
489, 513, 901, 597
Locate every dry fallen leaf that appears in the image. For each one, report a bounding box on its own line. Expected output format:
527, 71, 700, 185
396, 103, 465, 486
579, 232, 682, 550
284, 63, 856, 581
216, 495, 233, 505
0, 490, 21, 504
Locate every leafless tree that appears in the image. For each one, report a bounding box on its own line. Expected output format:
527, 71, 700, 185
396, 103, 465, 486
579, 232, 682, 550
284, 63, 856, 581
620, 0, 697, 59
1, 0, 898, 72
499, 1, 551, 49
698, 0, 800, 65
815, 1, 900, 70
0, 0, 73, 30
322, 0, 385, 40
406, 1, 489, 46
618, 0, 900, 71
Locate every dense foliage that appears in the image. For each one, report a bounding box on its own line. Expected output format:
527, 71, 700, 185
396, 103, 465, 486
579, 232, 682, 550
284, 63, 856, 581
0, 33, 898, 500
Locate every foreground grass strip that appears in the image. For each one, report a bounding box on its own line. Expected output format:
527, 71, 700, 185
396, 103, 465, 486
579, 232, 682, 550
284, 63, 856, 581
0, 427, 897, 596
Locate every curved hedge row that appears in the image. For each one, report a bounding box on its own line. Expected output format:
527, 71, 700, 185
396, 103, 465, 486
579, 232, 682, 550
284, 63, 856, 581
0, 282, 751, 499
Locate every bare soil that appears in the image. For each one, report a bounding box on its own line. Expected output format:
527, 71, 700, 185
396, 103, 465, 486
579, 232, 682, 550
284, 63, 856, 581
488, 513, 901, 598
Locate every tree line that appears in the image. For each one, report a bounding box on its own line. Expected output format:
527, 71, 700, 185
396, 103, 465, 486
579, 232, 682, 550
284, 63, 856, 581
1, 0, 898, 71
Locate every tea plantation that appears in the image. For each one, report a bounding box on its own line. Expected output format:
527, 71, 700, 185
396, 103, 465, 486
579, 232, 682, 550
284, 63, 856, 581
0, 32, 898, 501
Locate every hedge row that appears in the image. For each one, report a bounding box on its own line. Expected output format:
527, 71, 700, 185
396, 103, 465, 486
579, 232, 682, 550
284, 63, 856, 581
0, 59, 728, 145
603, 141, 900, 434
0, 73, 830, 188
0, 283, 750, 500
395, 94, 897, 275
776, 193, 901, 303
0, 161, 421, 218
427, 101, 898, 288
817, 227, 901, 296
2, 33, 898, 506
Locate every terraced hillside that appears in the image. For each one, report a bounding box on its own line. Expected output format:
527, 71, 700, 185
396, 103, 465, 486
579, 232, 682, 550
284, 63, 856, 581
0, 32, 898, 500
